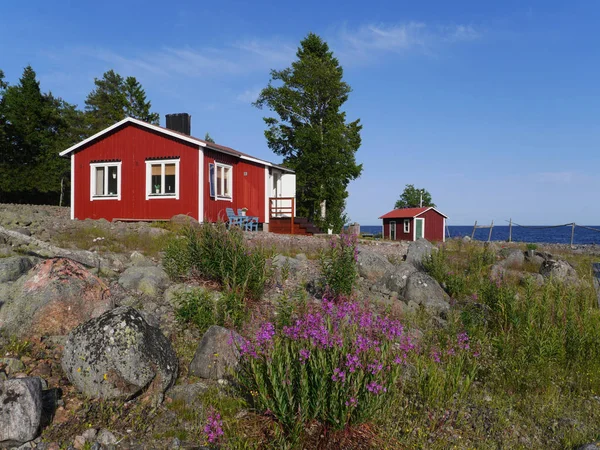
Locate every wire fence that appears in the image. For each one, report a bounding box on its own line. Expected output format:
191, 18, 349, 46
466, 219, 600, 246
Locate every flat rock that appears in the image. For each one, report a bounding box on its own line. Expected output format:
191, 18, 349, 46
0, 377, 43, 448
62, 306, 178, 404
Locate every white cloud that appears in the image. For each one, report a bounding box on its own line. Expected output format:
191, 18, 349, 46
336, 22, 482, 62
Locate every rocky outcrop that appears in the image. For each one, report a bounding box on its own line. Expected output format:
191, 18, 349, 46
0, 258, 112, 337
405, 239, 437, 267
540, 259, 578, 284
498, 248, 524, 268
403, 271, 450, 317
62, 306, 177, 404
0, 256, 34, 283
118, 266, 169, 297
189, 326, 242, 380
356, 247, 393, 281
0, 377, 43, 448
372, 263, 419, 297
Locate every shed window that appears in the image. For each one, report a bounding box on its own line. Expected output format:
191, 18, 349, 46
146, 159, 179, 199
90, 162, 121, 200
404, 219, 410, 233
209, 162, 232, 201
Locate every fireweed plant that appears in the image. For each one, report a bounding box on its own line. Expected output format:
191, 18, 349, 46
236, 299, 414, 434
319, 233, 359, 298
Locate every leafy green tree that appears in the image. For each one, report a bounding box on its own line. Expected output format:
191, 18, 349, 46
124, 76, 159, 124
254, 33, 362, 232
394, 184, 436, 209
204, 132, 215, 143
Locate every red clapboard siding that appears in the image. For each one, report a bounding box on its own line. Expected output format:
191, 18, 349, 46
73, 124, 199, 221
422, 208, 445, 242
203, 149, 266, 223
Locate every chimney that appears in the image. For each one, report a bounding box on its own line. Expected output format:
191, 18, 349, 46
165, 113, 191, 135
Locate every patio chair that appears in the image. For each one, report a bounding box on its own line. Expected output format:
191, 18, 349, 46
225, 207, 244, 229
244, 215, 259, 232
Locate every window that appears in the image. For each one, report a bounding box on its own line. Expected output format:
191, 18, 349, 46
209, 162, 232, 200
90, 162, 121, 200
404, 219, 410, 233
146, 159, 179, 199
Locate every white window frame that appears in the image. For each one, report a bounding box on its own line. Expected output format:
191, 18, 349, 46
403, 219, 410, 234
90, 162, 121, 201
213, 162, 233, 202
146, 159, 180, 200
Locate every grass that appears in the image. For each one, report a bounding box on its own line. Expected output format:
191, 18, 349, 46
53, 225, 167, 257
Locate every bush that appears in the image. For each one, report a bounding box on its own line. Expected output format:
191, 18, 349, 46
319, 233, 358, 298
236, 299, 411, 437
163, 222, 272, 301
175, 287, 247, 332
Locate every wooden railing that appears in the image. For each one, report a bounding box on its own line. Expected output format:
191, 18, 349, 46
269, 197, 295, 235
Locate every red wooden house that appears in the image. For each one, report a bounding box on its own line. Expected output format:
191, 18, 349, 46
59, 114, 308, 232
379, 207, 448, 242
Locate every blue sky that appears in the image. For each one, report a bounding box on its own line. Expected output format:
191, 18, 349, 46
1, 1, 599, 225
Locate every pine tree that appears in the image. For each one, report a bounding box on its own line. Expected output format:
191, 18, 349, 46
84, 70, 128, 134
0, 66, 77, 202
254, 33, 362, 232
124, 76, 159, 124
204, 132, 215, 143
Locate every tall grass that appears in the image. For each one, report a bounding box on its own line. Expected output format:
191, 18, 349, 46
163, 222, 273, 301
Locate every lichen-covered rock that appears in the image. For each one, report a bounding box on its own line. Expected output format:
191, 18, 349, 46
0, 256, 33, 283
356, 248, 393, 281
372, 263, 418, 296
405, 239, 437, 267
0, 258, 112, 337
403, 271, 450, 317
0, 377, 43, 448
118, 266, 169, 297
498, 248, 525, 268
61, 306, 177, 403
540, 259, 578, 284
189, 325, 242, 380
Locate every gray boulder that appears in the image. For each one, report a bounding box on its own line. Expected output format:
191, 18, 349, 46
0, 256, 33, 283
405, 239, 437, 267
129, 251, 155, 267
118, 266, 169, 297
0, 377, 43, 448
271, 255, 302, 270
167, 382, 208, 407
372, 263, 419, 296
540, 259, 578, 284
189, 325, 242, 380
356, 247, 393, 281
62, 306, 178, 404
0, 258, 112, 338
498, 248, 524, 268
403, 271, 450, 317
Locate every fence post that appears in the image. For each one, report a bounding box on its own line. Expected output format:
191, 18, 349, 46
571, 222, 575, 247
508, 218, 512, 242
471, 221, 478, 239
488, 220, 494, 242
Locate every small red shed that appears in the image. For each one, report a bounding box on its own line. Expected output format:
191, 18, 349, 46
379, 207, 448, 242
59, 115, 296, 230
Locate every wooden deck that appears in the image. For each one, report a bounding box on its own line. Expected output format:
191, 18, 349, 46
268, 197, 321, 236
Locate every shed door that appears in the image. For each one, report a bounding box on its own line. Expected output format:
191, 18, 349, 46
390, 221, 396, 240
415, 218, 424, 239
